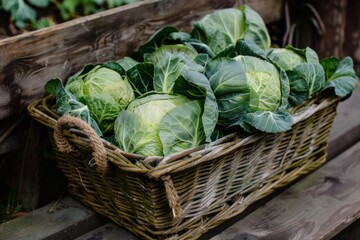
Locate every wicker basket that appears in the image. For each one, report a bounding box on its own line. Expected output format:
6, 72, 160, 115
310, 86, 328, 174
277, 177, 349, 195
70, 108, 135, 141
28, 94, 340, 240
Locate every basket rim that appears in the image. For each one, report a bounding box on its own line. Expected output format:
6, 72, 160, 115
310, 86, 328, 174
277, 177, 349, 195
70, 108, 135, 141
27, 93, 340, 178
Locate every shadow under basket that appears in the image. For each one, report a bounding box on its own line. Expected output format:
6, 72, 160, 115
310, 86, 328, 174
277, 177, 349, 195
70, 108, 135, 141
28, 94, 340, 240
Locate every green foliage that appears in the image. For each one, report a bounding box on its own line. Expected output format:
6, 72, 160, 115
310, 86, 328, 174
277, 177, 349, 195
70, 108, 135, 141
320, 56, 357, 97
0, 189, 22, 224
1, 0, 44, 28
45, 78, 103, 136
0, 0, 139, 32
45, 5, 357, 157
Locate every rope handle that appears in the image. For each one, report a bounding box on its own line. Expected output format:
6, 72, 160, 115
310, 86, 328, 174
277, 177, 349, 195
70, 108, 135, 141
162, 175, 183, 220
54, 115, 108, 173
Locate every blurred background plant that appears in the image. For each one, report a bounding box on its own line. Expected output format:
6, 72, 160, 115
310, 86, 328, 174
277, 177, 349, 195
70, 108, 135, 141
0, 188, 22, 223
0, 0, 139, 37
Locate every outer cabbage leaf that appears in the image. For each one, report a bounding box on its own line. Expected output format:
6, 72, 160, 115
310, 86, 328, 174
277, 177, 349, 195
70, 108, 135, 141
192, 6, 270, 54
126, 62, 154, 96
287, 62, 325, 106
131, 26, 179, 61
168, 32, 215, 57
241, 5, 271, 50
206, 57, 250, 126
117, 93, 191, 156
149, 45, 204, 93
45, 78, 102, 136
267, 48, 306, 71
206, 58, 249, 96
243, 110, 293, 133
114, 110, 163, 156
79, 94, 122, 134
192, 8, 246, 54
216, 92, 249, 126
285, 45, 319, 63
154, 54, 184, 93
194, 53, 211, 70
320, 56, 357, 97
174, 70, 218, 142
268, 45, 325, 106
214, 39, 267, 60
159, 101, 206, 156
234, 55, 282, 112
147, 44, 198, 64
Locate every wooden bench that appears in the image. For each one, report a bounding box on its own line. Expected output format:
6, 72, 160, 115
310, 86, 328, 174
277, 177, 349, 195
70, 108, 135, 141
1, 87, 359, 240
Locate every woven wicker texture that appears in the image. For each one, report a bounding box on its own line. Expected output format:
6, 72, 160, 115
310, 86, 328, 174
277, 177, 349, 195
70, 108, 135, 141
28, 94, 340, 240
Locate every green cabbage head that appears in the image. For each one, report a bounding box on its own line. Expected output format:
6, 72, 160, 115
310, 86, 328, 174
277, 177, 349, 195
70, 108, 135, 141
192, 6, 271, 54
65, 65, 135, 134
114, 94, 206, 156
207, 55, 292, 133
234, 55, 282, 112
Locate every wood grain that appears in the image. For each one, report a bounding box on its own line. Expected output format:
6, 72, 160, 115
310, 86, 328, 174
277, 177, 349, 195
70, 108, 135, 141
327, 87, 360, 159
344, 0, 360, 75
312, 0, 347, 58
0, 0, 283, 120
0, 197, 105, 240
75, 223, 137, 240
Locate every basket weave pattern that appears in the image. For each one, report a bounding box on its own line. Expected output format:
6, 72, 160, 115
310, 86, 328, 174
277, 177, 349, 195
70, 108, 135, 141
28, 95, 339, 240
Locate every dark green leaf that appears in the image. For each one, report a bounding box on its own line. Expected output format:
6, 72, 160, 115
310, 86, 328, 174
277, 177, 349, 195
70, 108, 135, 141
79, 94, 122, 134
320, 57, 339, 81
126, 62, 154, 96
131, 26, 179, 61
243, 110, 293, 133
287, 62, 325, 106
321, 56, 357, 97
177, 70, 218, 142
206, 57, 249, 96
45, 78, 103, 136
241, 5, 271, 50
102, 61, 126, 76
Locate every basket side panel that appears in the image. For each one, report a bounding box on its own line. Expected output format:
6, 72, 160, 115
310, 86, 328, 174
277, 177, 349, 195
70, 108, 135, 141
161, 99, 339, 237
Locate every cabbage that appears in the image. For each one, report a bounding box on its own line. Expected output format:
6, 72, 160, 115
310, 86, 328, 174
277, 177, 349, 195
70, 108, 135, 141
114, 94, 206, 156
44, 5, 357, 156
192, 6, 271, 54
206, 53, 292, 133
267, 46, 325, 106
65, 63, 134, 134
234, 55, 282, 112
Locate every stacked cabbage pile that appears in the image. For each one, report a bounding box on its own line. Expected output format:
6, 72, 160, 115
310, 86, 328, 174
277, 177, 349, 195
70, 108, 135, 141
46, 6, 357, 157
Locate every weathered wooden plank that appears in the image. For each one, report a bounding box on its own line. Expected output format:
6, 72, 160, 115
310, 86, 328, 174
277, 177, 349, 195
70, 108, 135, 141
344, 0, 360, 75
0, 135, 20, 154
0, 197, 105, 240
210, 142, 360, 240
0, 0, 283, 120
18, 118, 44, 211
327, 87, 360, 159
312, 0, 347, 58
75, 223, 137, 240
